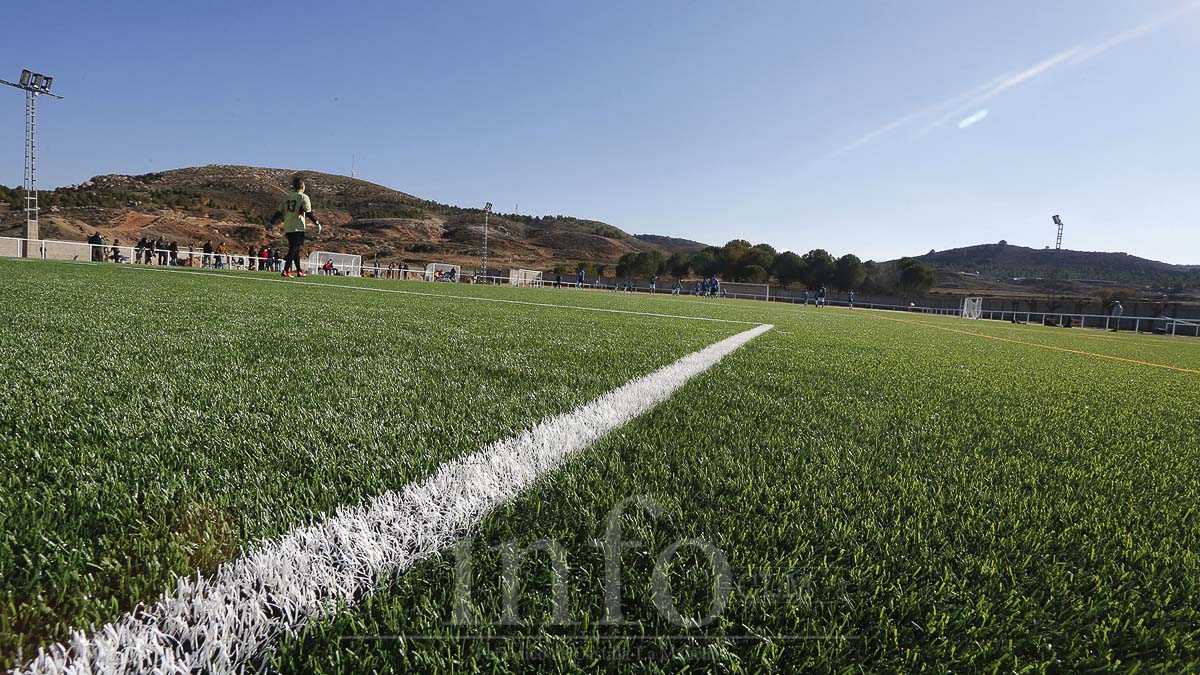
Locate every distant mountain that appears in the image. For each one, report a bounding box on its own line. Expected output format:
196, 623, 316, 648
0, 165, 703, 270
633, 233, 708, 253
909, 243, 1200, 290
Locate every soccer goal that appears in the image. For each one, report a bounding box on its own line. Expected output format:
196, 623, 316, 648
308, 251, 362, 276
509, 269, 544, 287
961, 296, 983, 319
424, 263, 461, 282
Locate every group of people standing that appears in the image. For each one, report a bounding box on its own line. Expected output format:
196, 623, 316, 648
132, 236, 179, 265
694, 277, 723, 298
198, 241, 284, 272
380, 263, 409, 279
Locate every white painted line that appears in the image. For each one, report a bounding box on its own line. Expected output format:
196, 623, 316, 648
103, 263, 764, 326
17, 323, 773, 674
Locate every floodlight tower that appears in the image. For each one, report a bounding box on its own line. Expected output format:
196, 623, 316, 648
481, 202, 493, 279
1, 70, 63, 257
1052, 214, 1064, 250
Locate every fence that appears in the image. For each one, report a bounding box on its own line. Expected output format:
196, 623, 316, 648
4, 235, 1196, 337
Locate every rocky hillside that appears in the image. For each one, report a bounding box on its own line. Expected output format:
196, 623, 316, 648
0, 165, 707, 270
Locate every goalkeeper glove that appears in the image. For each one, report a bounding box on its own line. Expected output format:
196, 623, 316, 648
315, 222, 323, 236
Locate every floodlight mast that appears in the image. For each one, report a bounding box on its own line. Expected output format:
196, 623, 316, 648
1052, 214, 1064, 250
481, 202, 493, 279
1, 69, 63, 257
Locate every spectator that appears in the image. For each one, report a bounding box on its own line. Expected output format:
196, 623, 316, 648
110, 239, 122, 263
1111, 301, 1123, 332
202, 240, 213, 268
169, 241, 179, 266
155, 236, 168, 265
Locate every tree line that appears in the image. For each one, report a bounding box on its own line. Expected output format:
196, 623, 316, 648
607, 239, 937, 295
0, 185, 202, 210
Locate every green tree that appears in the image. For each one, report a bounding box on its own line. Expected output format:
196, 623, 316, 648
771, 251, 806, 287
616, 252, 637, 278
750, 242, 777, 257
690, 249, 721, 277
719, 239, 751, 278
861, 260, 892, 294
897, 258, 937, 296
666, 251, 692, 278
737, 246, 775, 281
832, 254, 865, 291
801, 249, 836, 288
741, 264, 769, 283
633, 250, 666, 277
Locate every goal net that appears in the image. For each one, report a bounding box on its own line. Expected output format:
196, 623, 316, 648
424, 263, 461, 282
509, 269, 544, 287
961, 296, 983, 319
308, 251, 362, 276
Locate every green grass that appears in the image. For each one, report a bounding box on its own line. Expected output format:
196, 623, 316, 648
271, 288, 1200, 672
0, 260, 740, 666
3, 259, 1200, 671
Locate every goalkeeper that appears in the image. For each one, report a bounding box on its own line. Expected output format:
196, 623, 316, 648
270, 174, 323, 277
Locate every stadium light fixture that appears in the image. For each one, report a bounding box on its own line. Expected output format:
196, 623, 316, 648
1, 69, 64, 256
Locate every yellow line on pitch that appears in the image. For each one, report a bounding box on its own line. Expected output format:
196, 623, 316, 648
868, 313, 1200, 375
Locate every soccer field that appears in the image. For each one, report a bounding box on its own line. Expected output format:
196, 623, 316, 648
3, 260, 1200, 672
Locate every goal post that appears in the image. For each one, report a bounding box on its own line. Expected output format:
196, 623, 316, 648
509, 269, 544, 287
961, 296, 983, 319
307, 251, 362, 276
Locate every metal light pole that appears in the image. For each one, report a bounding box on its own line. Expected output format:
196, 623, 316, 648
1, 70, 62, 257
481, 202, 492, 280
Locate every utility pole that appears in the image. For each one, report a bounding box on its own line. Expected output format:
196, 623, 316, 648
481, 202, 492, 280
1, 70, 63, 257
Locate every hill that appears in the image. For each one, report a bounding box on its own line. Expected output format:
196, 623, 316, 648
910, 242, 1200, 294
0, 165, 708, 270
632, 233, 708, 253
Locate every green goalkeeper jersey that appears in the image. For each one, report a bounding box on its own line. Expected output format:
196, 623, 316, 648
278, 191, 312, 233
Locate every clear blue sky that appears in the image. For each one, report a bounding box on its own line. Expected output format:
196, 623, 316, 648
2, 0, 1198, 263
